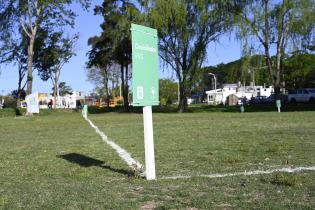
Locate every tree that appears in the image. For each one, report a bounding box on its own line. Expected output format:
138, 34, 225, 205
90, 0, 143, 111
12, 40, 28, 108
0, 27, 30, 108
159, 79, 178, 105
11, 89, 26, 101
284, 52, 315, 89
37, 32, 78, 108
0, 0, 90, 96
202, 55, 270, 87
147, 0, 245, 112
86, 30, 114, 107
86, 64, 113, 107
236, 0, 315, 98
55, 82, 73, 96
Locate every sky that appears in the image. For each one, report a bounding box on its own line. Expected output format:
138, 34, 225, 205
0, 0, 242, 95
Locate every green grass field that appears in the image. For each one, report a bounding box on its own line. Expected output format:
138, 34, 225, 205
0, 110, 314, 209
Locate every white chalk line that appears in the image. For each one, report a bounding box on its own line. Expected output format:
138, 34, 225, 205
161, 166, 315, 180
83, 114, 314, 180
84, 116, 143, 172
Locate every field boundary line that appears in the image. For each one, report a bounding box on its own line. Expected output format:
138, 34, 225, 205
84, 116, 143, 172
161, 166, 315, 180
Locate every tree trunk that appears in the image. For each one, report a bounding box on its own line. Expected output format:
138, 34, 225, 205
16, 90, 21, 108
103, 68, 110, 108
120, 64, 126, 111
177, 81, 188, 113
106, 86, 110, 108
275, 53, 282, 99
123, 64, 129, 112
16, 64, 24, 108
26, 36, 35, 95
53, 81, 57, 109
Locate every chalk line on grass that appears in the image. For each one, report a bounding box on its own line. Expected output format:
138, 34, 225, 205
161, 166, 315, 180
84, 116, 143, 172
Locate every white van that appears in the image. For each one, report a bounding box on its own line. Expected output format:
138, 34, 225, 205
288, 88, 315, 103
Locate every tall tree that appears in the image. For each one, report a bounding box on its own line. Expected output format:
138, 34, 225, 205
284, 52, 315, 89
236, 0, 315, 97
159, 78, 178, 105
87, 31, 113, 107
147, 0, 245, 112
11, 38, 28, 108
54, 82, 73, 96
37, 32, 78, 108
0, 27, 30, 107
0, 0, 90, 96
90, 0, 143, 111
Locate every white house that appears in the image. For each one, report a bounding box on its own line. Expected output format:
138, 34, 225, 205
206, 83, 274, 105
38, 91, 85, 109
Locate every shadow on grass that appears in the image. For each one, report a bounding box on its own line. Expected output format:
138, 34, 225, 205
57, 153, 135, 177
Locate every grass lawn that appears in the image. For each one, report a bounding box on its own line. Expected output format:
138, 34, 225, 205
0, 111, 314, 209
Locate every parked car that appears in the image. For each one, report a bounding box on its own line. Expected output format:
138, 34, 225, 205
288, 88, 315, 103
249, 96, 268, 104
265, 95, 276, 104
238, 96, 250, 105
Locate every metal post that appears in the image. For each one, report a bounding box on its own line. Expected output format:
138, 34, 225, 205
177, 80, 180, 104
208, 73, 217, 105
143, 106, 156, 180
214, 75, 217, 104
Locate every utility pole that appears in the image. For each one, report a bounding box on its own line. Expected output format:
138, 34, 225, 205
208, 73, 216, 104
177, 79, 180, 104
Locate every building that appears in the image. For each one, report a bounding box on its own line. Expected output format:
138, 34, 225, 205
37, 91, 86, 109
206, 83, 274, 105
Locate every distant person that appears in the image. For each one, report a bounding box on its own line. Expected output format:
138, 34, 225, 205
77, 100, 82, 109
242, 96, 247, 105
48, 99, 53, 109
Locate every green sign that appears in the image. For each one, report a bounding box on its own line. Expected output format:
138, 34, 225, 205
83, 104, 88, 113
276, 100, 281, 108
131, 24, 159, 106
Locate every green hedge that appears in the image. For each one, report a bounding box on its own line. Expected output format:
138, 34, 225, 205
0, 108, 80, 118
0, 108, 20, 117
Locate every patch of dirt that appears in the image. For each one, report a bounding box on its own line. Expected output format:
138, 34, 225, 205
141, 201, 157, 210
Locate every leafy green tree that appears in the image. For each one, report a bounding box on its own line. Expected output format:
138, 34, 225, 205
236, 0, 315, 97
86, 26, 114, 107
11, 89, 26, 102
0, 0, 90, 96
89, 0, 143, 111
36, 32, 78, 108
147, 0, 245, 112
159, 79, 178, 105
57, 82, 73, 96
0, 27, 30, 107
196, 55, 270, 94
284, 53, 315, 89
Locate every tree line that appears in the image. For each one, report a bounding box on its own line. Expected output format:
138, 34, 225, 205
0, 0, 89, 109
86, 0, 314, 112
1, 0, 314, 112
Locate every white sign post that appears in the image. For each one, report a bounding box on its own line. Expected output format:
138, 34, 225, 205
131, 24, 159, 180
143, 106, 156, 180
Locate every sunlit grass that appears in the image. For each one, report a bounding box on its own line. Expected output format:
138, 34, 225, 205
0, 111, 314, 209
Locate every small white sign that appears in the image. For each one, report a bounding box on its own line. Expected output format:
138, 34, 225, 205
137, 86, 144, 100
151, 87, 155, 99
26, 92, 39, 113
